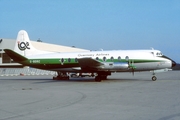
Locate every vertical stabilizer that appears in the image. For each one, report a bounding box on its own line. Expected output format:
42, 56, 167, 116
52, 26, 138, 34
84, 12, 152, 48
14, 30, 37, 56
14, 30, 52, 56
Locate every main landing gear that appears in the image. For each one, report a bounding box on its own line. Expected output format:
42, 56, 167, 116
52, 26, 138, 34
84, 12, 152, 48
53, 72, 69, 80
95, 72, 111, 82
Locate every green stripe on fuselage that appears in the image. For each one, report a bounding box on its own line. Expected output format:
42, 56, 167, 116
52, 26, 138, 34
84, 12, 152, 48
20, 58, 165, 70
24, 58, 164, 65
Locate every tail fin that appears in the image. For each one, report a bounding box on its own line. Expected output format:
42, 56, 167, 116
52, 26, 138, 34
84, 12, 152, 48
14, 30, 52, 56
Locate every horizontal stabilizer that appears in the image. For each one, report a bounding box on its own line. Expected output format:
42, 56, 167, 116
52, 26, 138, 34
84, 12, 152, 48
4, 49, 28, 62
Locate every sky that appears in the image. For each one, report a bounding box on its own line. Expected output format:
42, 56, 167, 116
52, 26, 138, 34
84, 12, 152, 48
0, 0, 180, 62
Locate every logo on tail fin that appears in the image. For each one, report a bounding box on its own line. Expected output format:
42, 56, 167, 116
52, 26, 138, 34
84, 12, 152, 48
18, 41, 30, 51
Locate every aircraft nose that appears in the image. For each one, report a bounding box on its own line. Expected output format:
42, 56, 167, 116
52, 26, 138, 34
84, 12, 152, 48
172, 60, 176, 67
162, 55, 176, 68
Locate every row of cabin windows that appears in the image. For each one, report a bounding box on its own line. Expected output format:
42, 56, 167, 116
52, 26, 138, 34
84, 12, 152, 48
96, 56, 129, 61
60, 56, 129, 63
60, 58, 78, 63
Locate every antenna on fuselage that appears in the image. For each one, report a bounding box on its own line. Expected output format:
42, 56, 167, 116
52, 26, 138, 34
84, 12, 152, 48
150, 47, 154, 50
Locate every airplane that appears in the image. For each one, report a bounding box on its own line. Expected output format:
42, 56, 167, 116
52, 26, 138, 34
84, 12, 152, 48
4, 30, 176, 82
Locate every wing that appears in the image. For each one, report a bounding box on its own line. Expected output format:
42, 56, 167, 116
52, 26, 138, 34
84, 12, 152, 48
77, 58, 103, 71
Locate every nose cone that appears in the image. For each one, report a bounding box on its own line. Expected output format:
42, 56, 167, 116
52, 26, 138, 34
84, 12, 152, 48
172, 60, 176, 67
162, 55, 176, 68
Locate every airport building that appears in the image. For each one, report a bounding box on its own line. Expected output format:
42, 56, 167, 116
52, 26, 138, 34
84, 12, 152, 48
0, 38, 89, 68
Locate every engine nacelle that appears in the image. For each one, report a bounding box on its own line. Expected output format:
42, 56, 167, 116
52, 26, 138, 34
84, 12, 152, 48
98, 62, 129, 71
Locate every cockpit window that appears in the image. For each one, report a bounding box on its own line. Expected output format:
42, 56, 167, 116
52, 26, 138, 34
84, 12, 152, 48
156, 52, 163, 56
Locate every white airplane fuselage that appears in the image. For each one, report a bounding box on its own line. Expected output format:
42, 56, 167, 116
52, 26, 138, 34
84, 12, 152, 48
25, 49, 173, 72
4, 30, 176, 81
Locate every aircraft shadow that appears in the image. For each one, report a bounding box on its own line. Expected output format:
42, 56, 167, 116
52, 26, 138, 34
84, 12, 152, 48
33, 77, 152, 84
0, 76, 152, 84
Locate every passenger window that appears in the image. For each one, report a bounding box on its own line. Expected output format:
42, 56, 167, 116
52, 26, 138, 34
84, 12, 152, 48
103, 57, 106, 61
96, 57, 99, 60
118, 56, 121, 61
111, 57, 114, 61
125, 56, 129, 61
68, 58, 71, 62
75, 58, 78, 62
61, 58, 64, 63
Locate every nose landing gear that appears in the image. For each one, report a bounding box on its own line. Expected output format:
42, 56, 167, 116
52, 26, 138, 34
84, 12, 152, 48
152, 72, 157, 81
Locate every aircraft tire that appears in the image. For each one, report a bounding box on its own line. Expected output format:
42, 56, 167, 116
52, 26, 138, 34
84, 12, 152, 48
152, 76, 157, 81
102, 75, 107, 80
53, 76, 69, 80
95, 76, 102, 82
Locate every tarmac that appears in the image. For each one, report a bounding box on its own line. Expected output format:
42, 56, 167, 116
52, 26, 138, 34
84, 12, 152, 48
0, 71, 180, 120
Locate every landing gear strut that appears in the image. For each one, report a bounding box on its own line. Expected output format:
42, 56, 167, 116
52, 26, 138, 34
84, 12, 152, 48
53, 72, 69, 80
95, 72, 111, 82
152, 72, 157, 81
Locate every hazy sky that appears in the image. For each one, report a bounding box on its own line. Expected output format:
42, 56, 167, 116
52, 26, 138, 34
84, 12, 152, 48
0, 0, 180, 62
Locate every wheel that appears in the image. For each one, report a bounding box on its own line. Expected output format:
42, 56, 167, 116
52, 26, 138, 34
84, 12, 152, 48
53, 76, 57, 80
102, 75, 107, 80
152, 76, 157, 81
95, 76, 102, 82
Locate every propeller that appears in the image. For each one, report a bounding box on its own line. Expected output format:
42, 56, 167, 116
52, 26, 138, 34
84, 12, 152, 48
129, 60, 136, 76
